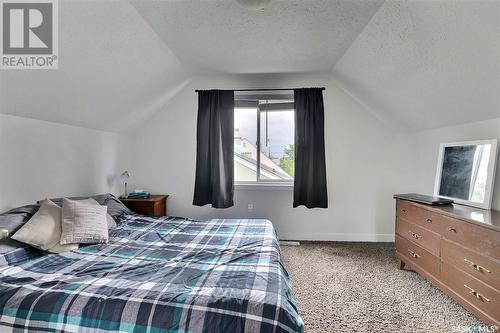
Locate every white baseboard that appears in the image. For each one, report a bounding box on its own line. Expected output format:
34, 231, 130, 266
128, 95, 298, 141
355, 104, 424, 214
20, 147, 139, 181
278, 232, 394, 242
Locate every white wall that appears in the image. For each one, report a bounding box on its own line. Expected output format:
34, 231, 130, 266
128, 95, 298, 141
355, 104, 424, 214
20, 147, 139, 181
414, 117, 500, 210
129, 73, 416, 241
0, 114, 131, 212
4, 73, 495, 240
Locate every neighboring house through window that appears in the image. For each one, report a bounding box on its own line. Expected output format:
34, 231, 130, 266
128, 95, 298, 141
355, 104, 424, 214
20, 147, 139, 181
234, 91, 294, 185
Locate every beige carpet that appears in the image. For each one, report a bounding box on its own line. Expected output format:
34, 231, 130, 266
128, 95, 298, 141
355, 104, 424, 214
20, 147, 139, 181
281, 242, 484, 333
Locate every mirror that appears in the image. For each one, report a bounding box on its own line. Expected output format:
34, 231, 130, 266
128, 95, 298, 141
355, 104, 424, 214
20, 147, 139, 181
434, 139, 498, 209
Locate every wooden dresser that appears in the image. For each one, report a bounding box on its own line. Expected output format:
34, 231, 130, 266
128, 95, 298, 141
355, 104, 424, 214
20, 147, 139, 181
395, 198, 500, 328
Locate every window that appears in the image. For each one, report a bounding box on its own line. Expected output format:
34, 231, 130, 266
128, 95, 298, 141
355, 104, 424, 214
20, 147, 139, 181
234, 92, 294, 185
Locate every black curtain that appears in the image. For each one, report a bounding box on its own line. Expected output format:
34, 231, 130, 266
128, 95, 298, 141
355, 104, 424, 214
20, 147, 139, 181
293, 88, 328, 208
193, 90, 234, 208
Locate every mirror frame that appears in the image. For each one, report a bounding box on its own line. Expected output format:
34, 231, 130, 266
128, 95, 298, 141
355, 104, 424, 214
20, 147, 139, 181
433, 139, 498, 210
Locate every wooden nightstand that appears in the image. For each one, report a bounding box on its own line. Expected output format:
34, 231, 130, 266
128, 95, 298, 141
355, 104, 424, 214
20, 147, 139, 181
119, 195, 169, 217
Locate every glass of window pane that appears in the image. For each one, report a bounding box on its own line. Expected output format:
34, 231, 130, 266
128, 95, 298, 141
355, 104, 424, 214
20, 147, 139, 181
259, 110, 294, 180
234, 108, 258, 182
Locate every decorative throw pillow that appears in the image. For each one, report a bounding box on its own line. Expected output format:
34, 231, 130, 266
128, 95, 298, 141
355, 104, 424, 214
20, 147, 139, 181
11, 200, 78, 253
39, 194, 131, 218
60, 198, 109, 245
78, 198, 117, 229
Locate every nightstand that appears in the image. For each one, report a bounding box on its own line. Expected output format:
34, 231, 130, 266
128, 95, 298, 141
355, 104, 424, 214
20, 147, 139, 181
119, 195, 169, 217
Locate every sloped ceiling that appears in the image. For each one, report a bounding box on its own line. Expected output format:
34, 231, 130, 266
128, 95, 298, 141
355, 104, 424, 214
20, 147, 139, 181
130, 0, 384, 74
333, 0, 500, 131
1, 0, 498, 132
0, 0, 189, 132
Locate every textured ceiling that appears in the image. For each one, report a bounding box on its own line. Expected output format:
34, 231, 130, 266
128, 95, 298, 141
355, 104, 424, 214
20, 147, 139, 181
1, 0, 498, 132
0, 0, 189, 131
130, 0, 384, 74
333, 0, 500, 131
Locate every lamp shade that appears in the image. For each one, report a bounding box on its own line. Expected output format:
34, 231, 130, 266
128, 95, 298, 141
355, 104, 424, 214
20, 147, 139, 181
121, 171, 131, 180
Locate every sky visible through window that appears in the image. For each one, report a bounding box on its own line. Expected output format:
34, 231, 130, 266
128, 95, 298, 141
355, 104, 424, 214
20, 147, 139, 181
235, 108, 257, 147
234, 107, 294, 181
234, 108, 294, 159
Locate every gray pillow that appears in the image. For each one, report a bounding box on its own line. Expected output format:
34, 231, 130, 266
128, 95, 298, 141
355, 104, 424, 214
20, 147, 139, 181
102, 195, 132, 218
60, 198, 109, 245
11, 200, 78, 253
0, 238, 27, 255
0, 204, 40, 235
0, 204, 40, 254
41, 193, 131, 218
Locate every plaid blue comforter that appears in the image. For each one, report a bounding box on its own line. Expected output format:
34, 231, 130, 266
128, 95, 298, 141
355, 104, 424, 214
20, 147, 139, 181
0, 215, 303, 333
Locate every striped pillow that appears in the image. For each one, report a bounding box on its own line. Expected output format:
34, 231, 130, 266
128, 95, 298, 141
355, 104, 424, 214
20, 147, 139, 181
60, 198, 108, 245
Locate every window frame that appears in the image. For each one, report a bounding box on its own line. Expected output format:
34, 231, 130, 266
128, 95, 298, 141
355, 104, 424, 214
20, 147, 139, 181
234, 92, 295, 188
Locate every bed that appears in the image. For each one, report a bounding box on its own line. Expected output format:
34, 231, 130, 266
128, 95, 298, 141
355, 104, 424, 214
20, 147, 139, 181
0, 201, 303, 333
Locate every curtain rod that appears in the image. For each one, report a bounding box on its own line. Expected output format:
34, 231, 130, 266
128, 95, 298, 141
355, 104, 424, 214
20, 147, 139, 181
195, 87, 325, 92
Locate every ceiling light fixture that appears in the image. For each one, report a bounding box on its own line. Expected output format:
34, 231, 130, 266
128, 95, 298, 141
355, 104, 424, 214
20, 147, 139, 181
236, 0, 271, 11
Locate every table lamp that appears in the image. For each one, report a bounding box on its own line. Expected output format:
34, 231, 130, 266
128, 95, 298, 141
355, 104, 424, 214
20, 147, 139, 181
121, 171, 131, 198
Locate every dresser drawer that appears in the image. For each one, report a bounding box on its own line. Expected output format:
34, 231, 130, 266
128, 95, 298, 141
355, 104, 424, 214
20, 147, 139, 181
440, 216, 500, 259
396, 200, 444, 234
396, 218, 440, 256
396, 235, 440, 278
442, 263, 500, 321
442, 239, 500, 290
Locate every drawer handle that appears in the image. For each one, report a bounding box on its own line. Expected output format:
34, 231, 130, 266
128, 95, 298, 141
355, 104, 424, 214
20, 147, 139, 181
448, 227, 457, 233
407, 249, 421, 259
464, 284, 491, 302
408, 230, 421, 239
464, 259, 491, 273
426, 218, 432, 223
402, 209, 407, 213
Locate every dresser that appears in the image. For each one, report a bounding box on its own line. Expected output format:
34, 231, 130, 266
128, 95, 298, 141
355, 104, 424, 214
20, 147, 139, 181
120, 195, 169, 217
395, 198, 500, 329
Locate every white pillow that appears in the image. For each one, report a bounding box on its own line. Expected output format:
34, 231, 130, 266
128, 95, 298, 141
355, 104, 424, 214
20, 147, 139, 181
60, 198, 108, 245
11, 200, 78, 253
78, 198, 117, 229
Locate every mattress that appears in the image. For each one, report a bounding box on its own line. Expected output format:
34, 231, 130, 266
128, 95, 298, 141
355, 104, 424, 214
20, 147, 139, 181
0, 214, 303, 332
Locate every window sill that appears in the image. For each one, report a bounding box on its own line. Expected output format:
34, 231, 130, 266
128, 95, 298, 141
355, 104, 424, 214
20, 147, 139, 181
234, 183, 294, 191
